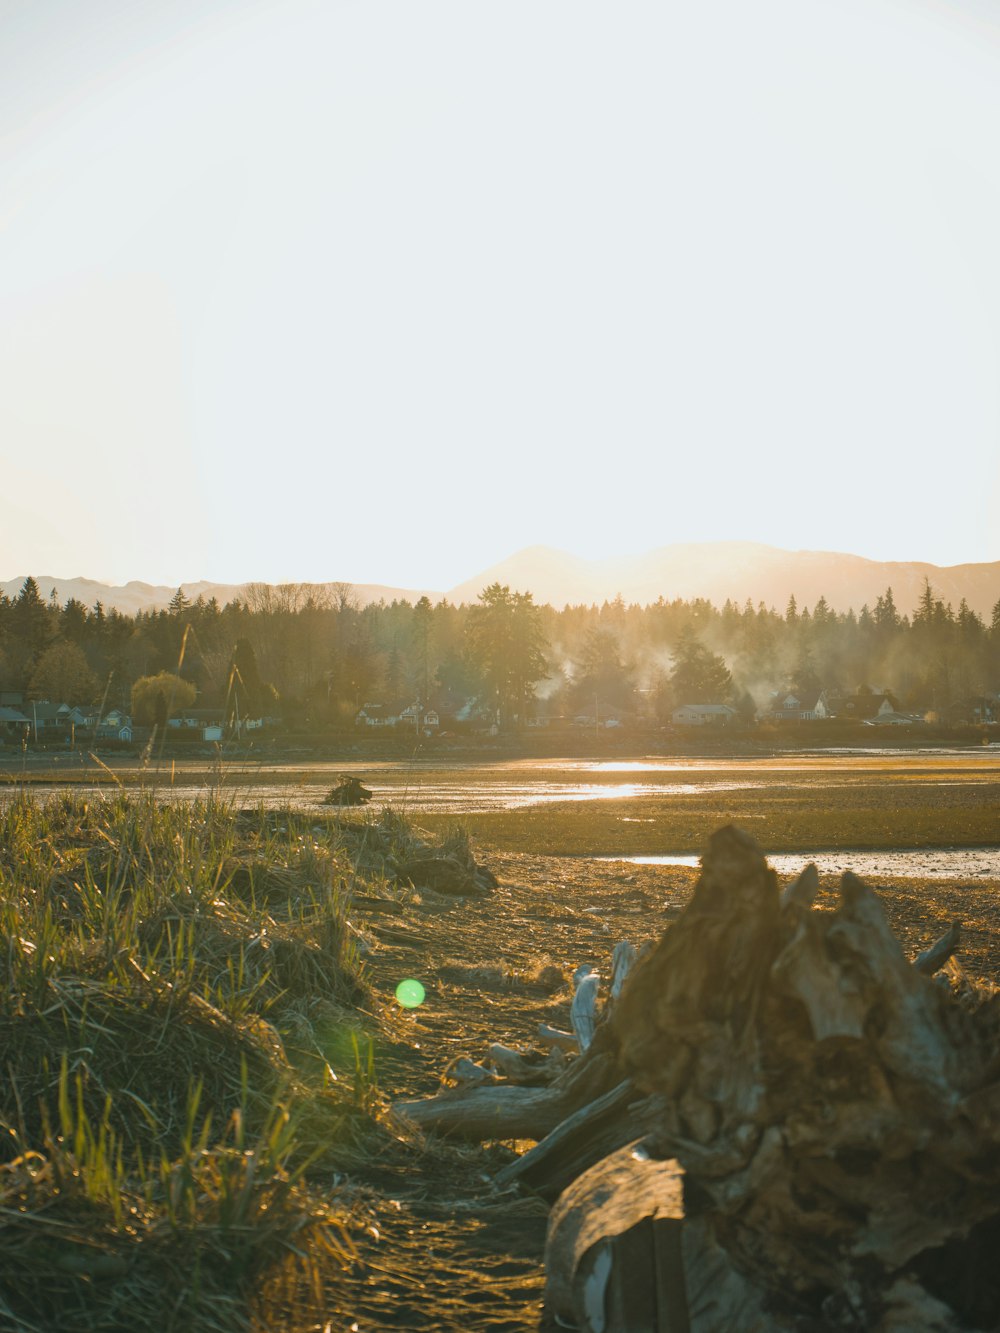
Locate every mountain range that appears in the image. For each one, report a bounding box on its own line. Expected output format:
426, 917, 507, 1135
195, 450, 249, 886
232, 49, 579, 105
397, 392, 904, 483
448, 544, 1000, 619
4, 543, 1000, 618
0, 577, 439, 617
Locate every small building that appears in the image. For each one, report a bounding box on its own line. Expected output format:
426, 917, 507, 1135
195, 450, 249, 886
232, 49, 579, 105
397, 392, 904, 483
399, 703, 440, 734
355, 704, 399, 728
98, 709, 133, 742
866, 707, 922, 727
26, 701, 66, 732
673, 704, 738, 727
167, 709, 225, 742
831, 689, 899, 721
64, 706, 99, 729
0, 706, 30, 739
769, 691, 831, 722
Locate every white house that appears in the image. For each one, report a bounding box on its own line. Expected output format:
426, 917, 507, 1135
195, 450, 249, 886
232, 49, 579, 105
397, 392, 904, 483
770, 691, 830, 722
98, 709, 133, 742
167, 710, 225, 741
673, 704, 738, 727
867, 699, 923, 726
357, 702, 439, 733
356, 704, 400, 728
399, 703, 439, 730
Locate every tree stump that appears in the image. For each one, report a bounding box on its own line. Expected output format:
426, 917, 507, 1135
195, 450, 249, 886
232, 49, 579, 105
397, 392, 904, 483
546, 825, 1000, 1331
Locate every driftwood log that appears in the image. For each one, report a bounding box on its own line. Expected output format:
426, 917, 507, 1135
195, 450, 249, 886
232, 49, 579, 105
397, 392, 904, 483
393, 824, 1000, 1330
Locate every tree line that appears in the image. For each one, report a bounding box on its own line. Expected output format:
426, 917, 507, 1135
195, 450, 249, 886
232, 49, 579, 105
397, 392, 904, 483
1, 575, 998, 730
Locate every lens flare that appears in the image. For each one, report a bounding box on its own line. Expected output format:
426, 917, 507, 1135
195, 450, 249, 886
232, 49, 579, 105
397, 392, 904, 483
395, 979, 425, 1009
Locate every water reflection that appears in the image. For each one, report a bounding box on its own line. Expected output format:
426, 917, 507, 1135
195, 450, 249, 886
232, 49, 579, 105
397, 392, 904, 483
602, 850, 1000, 879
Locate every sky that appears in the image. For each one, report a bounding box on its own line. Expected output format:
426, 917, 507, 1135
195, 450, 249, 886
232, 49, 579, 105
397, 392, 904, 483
2, 0, 1000, 591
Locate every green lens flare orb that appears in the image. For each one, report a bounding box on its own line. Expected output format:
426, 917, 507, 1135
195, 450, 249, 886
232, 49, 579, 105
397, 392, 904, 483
395, 979, 425, 1009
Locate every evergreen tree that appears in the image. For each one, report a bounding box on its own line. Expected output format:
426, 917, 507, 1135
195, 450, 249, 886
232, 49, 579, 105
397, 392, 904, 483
228, 637, 268, 720
411, 596, 434, 704
466, 585, 548, 728
668, 627, 732, 704
572, 628, 635, 711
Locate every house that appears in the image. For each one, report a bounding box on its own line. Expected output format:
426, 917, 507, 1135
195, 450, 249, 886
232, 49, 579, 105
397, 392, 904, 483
0, 706, 30, 739
673, 704, 739, 727
64, 706, 98, 730
97, 709, 133, 742
355, 704, 400, 728
831, 689, 899, 721
866, 705, 923, 726
167, 709, 225, 742
769, 691, 831, 722
25, 701, 66, 732
399, 703, 441, 735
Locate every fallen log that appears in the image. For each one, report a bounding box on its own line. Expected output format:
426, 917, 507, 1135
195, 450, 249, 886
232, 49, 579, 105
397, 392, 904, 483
445, 1057, 498, 1088
486, 1042, 560, 1085
495, 1082, 666, 1200
538, 1022, 579, 1053
392, 1041, 619, 1141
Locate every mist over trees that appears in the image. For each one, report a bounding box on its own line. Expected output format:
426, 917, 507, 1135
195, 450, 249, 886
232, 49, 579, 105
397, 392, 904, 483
0, 573, 998, 730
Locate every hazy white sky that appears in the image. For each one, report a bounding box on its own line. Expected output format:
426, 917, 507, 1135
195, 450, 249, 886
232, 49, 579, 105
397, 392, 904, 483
2, 0, 999, 589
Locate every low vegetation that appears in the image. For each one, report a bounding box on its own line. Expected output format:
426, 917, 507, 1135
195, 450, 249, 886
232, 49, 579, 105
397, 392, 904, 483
415, 769, 1000, 856
0, 792, 447, 1332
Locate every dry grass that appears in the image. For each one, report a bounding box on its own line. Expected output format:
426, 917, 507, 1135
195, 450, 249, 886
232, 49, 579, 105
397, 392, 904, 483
0, 791, 466, 1331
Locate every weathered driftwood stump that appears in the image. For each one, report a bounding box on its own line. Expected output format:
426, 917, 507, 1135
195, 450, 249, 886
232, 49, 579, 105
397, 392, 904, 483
322, 776, 373, 806
549, 826, 998, 1331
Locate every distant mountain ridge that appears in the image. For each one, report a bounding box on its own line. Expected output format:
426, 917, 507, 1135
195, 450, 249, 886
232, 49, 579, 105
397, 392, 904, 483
4, 543, 1000, 617
447, 543, 1000, 619
0, 576, 441, 615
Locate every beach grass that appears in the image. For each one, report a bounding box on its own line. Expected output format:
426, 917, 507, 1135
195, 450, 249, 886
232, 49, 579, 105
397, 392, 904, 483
0, 791, 441, 1332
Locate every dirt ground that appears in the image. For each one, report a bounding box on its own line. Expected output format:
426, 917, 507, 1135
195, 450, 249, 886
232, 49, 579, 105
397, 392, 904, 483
319, 847, 1000, 1332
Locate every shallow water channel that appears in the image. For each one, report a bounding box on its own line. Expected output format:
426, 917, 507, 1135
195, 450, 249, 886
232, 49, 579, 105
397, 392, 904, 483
8, 751, 999, 880
600, 849, 1000, 879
